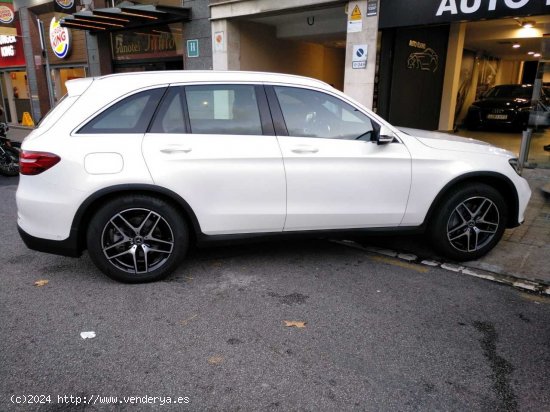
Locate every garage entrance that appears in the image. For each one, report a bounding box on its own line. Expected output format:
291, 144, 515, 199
213, 5, 348, 91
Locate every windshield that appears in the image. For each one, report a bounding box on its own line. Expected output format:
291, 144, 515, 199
485, 85, 532, 99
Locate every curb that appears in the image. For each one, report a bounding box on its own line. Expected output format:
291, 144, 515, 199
8, 125, 35, 130
333, 240, 550, 296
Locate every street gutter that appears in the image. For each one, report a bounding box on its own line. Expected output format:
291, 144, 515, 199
332, 240, 550, 296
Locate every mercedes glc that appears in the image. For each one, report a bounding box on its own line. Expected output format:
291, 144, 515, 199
17, 71, 531, 282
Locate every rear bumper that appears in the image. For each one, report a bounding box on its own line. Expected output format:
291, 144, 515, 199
18, 225, 81, 257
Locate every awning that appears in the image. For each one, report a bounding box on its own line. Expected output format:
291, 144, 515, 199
60, 5, 190, 33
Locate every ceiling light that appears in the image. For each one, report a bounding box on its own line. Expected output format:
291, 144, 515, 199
515, 18, 536, 29
527, 51, 535, 55
512, 43, 520, 48
533, 53, 541, 57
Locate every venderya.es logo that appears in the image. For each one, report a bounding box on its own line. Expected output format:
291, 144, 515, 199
0, 5, 15, 24
50, 17, 71, 58
55, 0, 74, 10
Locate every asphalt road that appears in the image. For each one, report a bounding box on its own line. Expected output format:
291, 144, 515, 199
1, 178, 549, 411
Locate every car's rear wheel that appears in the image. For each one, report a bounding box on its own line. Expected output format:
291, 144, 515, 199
430, 183, 507, 261
86, 195, 188, 283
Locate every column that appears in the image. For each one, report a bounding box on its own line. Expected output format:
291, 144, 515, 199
211, 19, 240, 71
438, 22, 466, 131
343, 0, 379, 109
19, 7, 49, 122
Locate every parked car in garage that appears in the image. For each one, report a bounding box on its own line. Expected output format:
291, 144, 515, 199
17, 71, 531, 283
464, 84, 550, 131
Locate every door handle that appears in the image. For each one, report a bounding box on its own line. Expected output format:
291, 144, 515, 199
291, 146, 319, 154
160, 146, 192, 154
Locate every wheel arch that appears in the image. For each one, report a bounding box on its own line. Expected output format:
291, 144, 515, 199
72, 184, 202, 254
424, 172, 520, 229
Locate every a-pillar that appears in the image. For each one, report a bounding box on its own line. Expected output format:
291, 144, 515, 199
211, 19, 241, 71
438, 22, 466, 131
343, 0, 379, 109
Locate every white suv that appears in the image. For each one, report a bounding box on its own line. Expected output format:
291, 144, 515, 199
17, 71, 531, 283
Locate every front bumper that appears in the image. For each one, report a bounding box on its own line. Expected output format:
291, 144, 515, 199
514, 174, 531, 227
466, 108, 527, 129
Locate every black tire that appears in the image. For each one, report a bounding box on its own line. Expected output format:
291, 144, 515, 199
86, 195, 189, 283
429, 183, 507, 261
0, 148, 19, 176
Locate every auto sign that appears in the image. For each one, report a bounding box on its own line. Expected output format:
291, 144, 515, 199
0, 5, 14, 24
50, 17, 71, 59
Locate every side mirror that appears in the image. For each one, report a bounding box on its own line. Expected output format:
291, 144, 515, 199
377, 125, 395, 145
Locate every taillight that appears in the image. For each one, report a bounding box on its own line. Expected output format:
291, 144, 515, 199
20, 151, 61, 175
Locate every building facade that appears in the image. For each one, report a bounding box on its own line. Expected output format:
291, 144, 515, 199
10, 0, 213, 124
209, 0, 549, 132
6, 0, 550, 131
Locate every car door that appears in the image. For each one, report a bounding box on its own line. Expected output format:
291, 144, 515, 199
267, 85, 412, 231
142, 84, 286, 235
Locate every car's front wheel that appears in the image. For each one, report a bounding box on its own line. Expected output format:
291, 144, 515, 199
429, 184, 507, 261
86, 195, 188, 283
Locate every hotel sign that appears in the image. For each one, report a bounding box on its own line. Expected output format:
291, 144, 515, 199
112, 27, 183, 61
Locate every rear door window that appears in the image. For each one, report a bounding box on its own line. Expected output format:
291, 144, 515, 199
149, 87, 187, 133
184, 85, 263, 135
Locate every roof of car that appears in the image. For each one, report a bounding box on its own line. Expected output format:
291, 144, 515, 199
98, 70, 331, 88
66, 70, 333, 98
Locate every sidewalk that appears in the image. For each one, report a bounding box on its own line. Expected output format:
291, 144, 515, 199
468, 168, 550, 284
7, 125, 33, 143
7, 126, 550, 286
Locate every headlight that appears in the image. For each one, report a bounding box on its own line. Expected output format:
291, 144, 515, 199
519, 106, 533, 112
508, 158, 521, 175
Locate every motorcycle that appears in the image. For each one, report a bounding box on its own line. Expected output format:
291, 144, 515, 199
0, 122, 20, 177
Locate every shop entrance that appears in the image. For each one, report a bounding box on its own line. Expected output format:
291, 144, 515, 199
236, 5, 347, 90
0, 70, 30, 125
453, 16, 550, 168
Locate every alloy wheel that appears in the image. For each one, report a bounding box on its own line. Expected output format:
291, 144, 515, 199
446, 196, 500, 253
101, 208, 174, 274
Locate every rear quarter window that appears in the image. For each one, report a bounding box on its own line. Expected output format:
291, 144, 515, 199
78, 88, 166, 134
37, 95, 77, 131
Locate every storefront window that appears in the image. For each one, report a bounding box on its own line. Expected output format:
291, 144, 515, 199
50, 67, 86, 102
526, 61, 550, 169
0, 71, 30, 124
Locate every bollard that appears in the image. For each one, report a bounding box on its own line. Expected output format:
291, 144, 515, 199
517, 128, 532, 174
